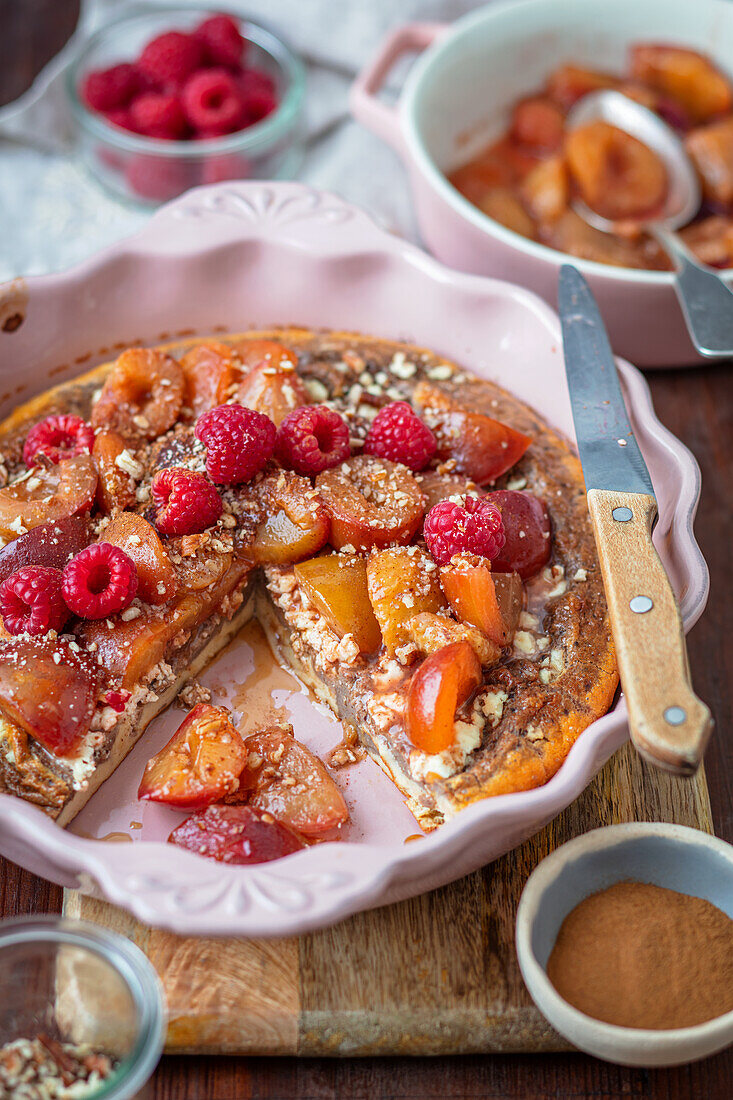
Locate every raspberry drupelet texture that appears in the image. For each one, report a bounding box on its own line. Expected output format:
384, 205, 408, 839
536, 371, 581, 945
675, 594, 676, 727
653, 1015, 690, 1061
62, 543, 138, 620
424, 496, 506, 566
23, 415, 95, 467
0, 566, 69, 636
195, 404, 276, 484
130, 92, 188, 139
195, 13, 245, 69
182, 69, 245, 136
138, 31, 204, 88
81, 63, 140, 112
364, 401, 436, 472
275, 405, 351, 476
152, 467, 223, 535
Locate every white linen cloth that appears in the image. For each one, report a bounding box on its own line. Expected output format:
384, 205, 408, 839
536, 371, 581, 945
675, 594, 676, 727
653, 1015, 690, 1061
0, 0, 482, 281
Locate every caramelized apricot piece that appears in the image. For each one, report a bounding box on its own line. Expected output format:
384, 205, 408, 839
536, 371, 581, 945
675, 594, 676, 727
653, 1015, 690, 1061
171, 531, 233, 591
686, 118, 733, 206
545, 209, 670, 269
511, 97, 565, 151
630, 45, 733, 123
0, 636, 101, 756
476, 188, 536, 238
546, 64, 616, 110
413, 382, 531, 486
170, 804, 305, 864
92, 430, 137, 513
680, 216, 733, 268
244, 726, 349, 837
180, 341, 238, 418
417, 471, 478, 512
294, 553, 381, 654
233, 341, 308, 426
406, 641, 482, 755
239, 470, 330, 564
565, 121, 668, 222
366, 546, 445, 654
440, 554, 523, 645
103, 512, 178, 605
522, 156, 569, 224
138, 703, 247, 809
92, 349, 185, 442
0, 516, 89, 584
406, 611, 500, 668
0, 456, 97, 541
316, 455, 425, 551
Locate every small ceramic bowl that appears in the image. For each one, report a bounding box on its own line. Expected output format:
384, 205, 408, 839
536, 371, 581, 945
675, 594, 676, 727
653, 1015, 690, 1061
67, 7, 305, 206
516, 823, 733, 1066
350, 0, 733, 367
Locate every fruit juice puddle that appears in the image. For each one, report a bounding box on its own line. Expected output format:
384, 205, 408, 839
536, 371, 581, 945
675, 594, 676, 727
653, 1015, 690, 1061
70, 619, 418, 846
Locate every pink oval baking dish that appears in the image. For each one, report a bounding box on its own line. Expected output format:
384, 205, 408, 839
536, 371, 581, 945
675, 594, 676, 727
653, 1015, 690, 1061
350, 0, 733, 369
0, 182, 708, 937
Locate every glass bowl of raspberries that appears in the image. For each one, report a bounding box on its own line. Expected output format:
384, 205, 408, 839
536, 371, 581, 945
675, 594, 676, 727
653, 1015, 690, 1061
67, 8, 305, 205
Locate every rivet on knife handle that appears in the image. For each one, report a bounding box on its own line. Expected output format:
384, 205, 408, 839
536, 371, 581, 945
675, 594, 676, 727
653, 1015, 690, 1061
587, 488, 713, 775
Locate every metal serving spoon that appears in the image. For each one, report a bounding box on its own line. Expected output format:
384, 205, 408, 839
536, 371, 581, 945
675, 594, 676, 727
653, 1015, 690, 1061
566, 90, 733, 358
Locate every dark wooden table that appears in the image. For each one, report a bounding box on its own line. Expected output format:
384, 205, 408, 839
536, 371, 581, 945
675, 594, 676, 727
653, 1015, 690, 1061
1, 2, 732, 1096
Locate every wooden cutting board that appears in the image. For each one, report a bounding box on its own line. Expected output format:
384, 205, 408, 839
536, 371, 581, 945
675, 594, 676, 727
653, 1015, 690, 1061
63, 742, 712, 1055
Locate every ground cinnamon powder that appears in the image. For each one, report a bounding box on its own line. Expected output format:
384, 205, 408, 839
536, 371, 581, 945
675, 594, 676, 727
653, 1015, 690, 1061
546, 881, 733, 1029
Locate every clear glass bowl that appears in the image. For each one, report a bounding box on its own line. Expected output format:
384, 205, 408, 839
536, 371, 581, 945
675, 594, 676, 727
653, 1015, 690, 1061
66, 6, 306, 206
0, 917, 166, 1099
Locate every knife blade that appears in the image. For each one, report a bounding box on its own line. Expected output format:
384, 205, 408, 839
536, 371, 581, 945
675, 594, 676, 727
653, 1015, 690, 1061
558, 264, 712, 775
559, 265, 654, 496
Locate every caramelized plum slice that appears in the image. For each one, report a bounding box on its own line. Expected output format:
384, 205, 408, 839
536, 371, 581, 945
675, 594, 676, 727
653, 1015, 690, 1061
294, 553, 381, 654
413, 382, 531, 486
546, 63, 616, 109
366, 546, 445, 654
244, 726, 349, 837
233, 341, 308, 426
680, 215, 733, 268
484, 490, 552, 579
239, 471, 330, 564
686, 118, 733, 207
477, 188, 536, 238
180, 341, 238, 418
406, 641, 482, 755
417, 471, 478, 512
440, 554, 523, 645
0, 456, 97, 541
316, 456, 425, 551
630, 45, 733, 123
103, 512, 178, 605
139, 703, 248, 810
170, 804, 305, 864
0, 636, 101, 756
0, 516, 90, 585
92, 349, 185, 443
511, 97, 565, 151
92, 430, 138, 514
565, 121, 668, 222
406, 612, 500, 668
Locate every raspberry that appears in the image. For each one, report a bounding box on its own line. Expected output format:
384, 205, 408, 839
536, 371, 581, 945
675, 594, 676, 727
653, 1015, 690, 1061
151, 468, 222, 535
200, 153, 250, 184
81, 63, 139, 112
0, 566, 68, 636
23, 415, 95, 467
62, 543, 138, 620
130, 92, 188, 139
104, 108, 137, 132
138, 31, 204, 89
103, 689, 131, 713
237, 69, 278, 123
276, 406, 350, 476
195, 404, 276, 485
125, 155, 193, 201
424, 497, 506, 566
182, 69, 245, 136
195, 14, 245, 69
363, 401, 436, 472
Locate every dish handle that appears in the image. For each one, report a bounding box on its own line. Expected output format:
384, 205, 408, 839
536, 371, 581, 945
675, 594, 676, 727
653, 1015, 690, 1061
350, 23, 445, 153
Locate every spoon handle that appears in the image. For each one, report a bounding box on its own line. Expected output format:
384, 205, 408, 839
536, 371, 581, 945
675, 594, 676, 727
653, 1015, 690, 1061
651, 224, 733, 358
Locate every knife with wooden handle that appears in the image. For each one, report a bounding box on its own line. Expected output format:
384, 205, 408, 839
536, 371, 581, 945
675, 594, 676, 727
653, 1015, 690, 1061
559, 265, 713, 775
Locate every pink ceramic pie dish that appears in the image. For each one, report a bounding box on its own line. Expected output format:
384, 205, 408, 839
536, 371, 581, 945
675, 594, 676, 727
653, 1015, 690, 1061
350, 0, 733, 368
0, 182, 708, 937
